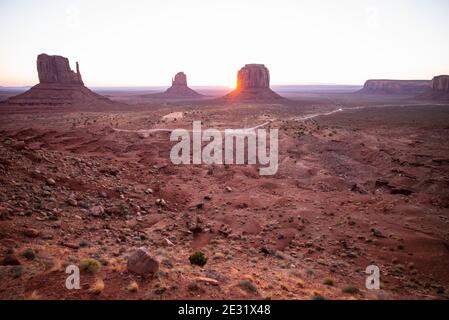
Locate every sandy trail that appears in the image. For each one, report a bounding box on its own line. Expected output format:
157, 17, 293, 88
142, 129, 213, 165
112, 102, 448, 137
112, 108, 343, 136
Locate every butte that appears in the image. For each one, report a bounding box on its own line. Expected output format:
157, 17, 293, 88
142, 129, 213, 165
145, 72, 203, 99
222, 64, 284, 102
8, 53, 111, 105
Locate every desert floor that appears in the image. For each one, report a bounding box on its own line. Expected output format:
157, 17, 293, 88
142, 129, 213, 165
0, 90, 448, 300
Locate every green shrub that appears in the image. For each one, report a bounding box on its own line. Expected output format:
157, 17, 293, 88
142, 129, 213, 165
79, 258, 101, 273
22, 248, 36, 260
323, 278, 334, 286
188, 251, 208, 267
342, 286, 360, 295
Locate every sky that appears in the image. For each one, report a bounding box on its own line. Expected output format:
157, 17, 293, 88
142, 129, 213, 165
1, 0, 449, 87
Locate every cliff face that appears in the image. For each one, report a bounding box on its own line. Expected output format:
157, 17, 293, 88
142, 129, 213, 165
37, 54, 84, 85
8, 54, 110, 105
358, 79, 431, 94
236, 64, 270, 90
171, 72, 187, 87
419, 75, 449, 100
223, 64, 283, 102
432, 75, 449, 93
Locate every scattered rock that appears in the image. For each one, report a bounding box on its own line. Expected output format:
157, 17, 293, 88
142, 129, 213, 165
390, 188, 413, 196
90, 205, 105, 217
23, 228, 40, 238
218, 224, 232, 236
1, 255, 21, 266
67, 198, 78, 206
371, 228, 385, 238
127, 247, 159, 276
195, 277, 219, 286
61, 242, 80, 250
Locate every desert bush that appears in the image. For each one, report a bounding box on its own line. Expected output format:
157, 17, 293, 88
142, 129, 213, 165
342, 286, 360, 294
22, 248, 35, 260
79, 258, 101, 273
189, 251, 208, 267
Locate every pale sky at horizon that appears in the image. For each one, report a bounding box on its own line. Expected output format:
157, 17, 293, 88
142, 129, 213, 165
1, 0, 449, 87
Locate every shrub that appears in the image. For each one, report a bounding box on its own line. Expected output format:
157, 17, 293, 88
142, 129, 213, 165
323, 278, 334, 286
22, 248, 35, 260
237, 280, 258, 294
89, 279, 104, 294
79, 258, 101, 273
342, 286, 360, 295
189, 251, 208, 267
127, 281, 139, 292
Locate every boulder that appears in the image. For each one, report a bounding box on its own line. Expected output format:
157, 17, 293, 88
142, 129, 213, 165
127, 247, 159, 276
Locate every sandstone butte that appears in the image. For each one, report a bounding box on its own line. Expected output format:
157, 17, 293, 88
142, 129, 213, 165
7, 54, 111, 105
222, 64, 284, 102
146, 72, 203, 98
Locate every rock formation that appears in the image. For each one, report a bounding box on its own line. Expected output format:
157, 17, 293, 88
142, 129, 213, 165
37, 54, 84, 85
236, 64, 270, 90
432, 75, 449, 93
358, 79, 431, 94
171, 72, 187, 86
223, 64, 283, 101
146, 72, 203, 99
419, 75, 449, 100
8, 54, 111, 105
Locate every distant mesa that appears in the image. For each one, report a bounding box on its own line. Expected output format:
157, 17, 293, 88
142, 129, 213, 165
145, 72, 203, 99
357, 79, 431, 95
7, 53, 111, 105
223, 64, 284, 102
432, 75, 449, 94
419, 75, 449, 100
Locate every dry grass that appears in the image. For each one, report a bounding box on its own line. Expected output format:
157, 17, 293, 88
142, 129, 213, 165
110, 258, 127, 273
27, 290, 41, 300
89, 279, 105, 295
127, 281, 139, 292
